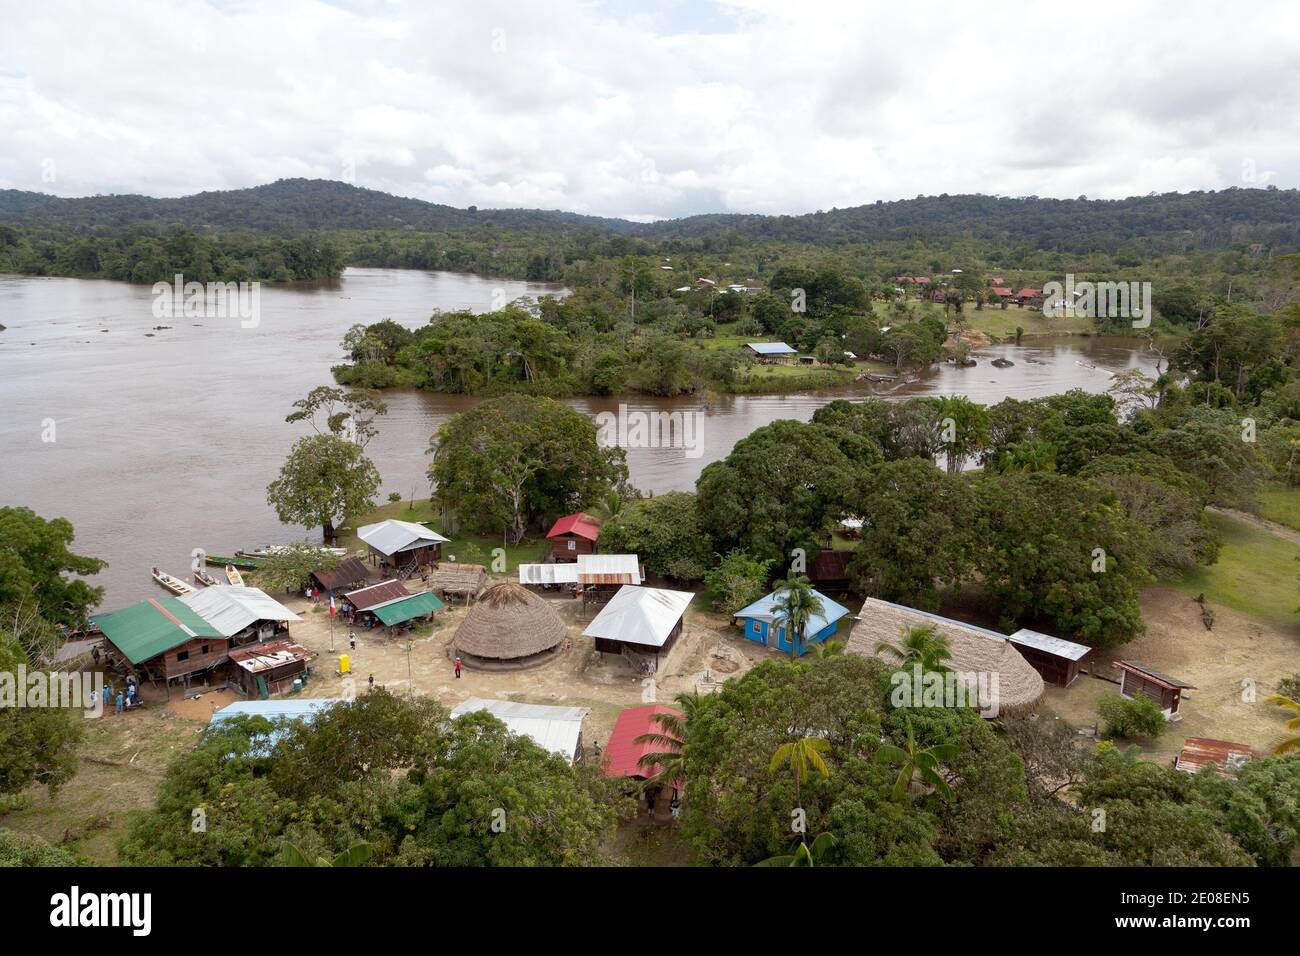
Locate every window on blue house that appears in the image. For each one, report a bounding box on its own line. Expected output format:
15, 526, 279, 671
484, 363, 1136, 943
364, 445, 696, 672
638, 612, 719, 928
751, 620, 761, 634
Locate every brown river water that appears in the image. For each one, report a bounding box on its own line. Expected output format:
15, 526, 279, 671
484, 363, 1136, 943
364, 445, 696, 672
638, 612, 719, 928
0, 267, 1156, 606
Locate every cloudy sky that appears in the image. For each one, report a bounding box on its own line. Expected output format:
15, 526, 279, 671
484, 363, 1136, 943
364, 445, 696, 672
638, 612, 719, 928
2, 0, 1298, 220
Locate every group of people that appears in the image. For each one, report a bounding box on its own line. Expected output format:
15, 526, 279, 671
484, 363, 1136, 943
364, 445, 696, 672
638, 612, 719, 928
99, 676, 140, 715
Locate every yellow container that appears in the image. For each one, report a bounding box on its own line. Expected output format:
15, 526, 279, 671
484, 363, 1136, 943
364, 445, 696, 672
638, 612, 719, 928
338, 654, 351, 674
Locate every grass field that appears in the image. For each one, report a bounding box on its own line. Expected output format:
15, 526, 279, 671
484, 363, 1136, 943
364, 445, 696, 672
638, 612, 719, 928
1258, 483, 1300, 533
1175, 511, 1300, 627
336, 499, 548, 572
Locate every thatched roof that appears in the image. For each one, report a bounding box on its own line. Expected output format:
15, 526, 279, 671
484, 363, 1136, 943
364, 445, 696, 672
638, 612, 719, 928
846, 597, 1044, 717
453, 583, 567, 661
429, 563, 487, 598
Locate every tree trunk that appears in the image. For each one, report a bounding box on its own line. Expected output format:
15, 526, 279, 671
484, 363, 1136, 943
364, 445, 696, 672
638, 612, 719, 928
323, 521, 336, 542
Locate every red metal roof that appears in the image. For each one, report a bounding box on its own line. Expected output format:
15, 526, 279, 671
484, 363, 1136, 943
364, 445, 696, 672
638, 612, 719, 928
603, 704, 684, 781
547, 512, 601, 541
1176, 737, 1256, 775
1015, 287, 1041, 298
345, 579, 411, 611
991, 286, 1013, 296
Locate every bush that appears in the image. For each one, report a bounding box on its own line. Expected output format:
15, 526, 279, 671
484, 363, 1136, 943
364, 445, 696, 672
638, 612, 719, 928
1277, 674, 1300, 700
1099, 695, 1167, 740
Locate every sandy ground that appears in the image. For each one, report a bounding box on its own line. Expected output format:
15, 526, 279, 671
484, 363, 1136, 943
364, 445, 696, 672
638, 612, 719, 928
273, 584, 775, 746
1210, 507, 1300, 546
1040, 587, 1300, 764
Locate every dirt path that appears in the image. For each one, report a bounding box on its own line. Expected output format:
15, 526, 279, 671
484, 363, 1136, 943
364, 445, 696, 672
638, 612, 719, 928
1209, 507, 1300, 545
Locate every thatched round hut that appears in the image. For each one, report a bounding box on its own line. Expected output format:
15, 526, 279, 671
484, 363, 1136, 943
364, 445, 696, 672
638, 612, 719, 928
452, 583, 568, 670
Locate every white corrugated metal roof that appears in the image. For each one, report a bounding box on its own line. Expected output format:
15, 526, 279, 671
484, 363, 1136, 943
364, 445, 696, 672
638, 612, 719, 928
450, 697, 588, 762
518, 563, 580, 585
1008, 628, 1091, 661
746, 341, 796, 355
576, 553, 643, 583
179, 586, 302, 636
357, 519, 451, 556
582, 585, 694, 648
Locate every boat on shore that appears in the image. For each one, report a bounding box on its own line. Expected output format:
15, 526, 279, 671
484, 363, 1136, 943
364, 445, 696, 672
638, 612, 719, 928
236, 545, 349, 560
204, 554, 260, 570
194, 569, 223, 587
225, 564, 245, 586
152, 567, 195, 595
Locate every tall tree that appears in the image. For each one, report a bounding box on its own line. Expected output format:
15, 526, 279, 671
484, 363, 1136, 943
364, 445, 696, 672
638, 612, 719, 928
266, 434, 381, 541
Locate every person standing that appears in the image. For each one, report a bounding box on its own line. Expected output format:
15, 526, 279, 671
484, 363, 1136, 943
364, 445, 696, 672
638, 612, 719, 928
349, 631, 356, 651
102, 683, 111, 709
454, 656, 462, 679
115, 690, 124, 715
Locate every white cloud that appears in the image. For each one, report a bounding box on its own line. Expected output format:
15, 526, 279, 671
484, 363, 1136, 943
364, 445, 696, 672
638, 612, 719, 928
0, 0, 1297, 217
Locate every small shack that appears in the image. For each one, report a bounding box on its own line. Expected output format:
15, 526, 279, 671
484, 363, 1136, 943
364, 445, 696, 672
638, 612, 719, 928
734, 587, 851, 656
576, 553, 644, 606
809, 551, 853, 592
604, 703, 686, 821
1114, 661, 1195, 719
450, 697, 589, 763
1007, 628, 1091, 687
370, 591, 445, 631
179, 586, 301, 645
1176, 737, 1257, 775
92, 598, 228, 693
345, 579, 411, 614
428, 563, 487, 602
356, 519, 450, 576
228, 639, 314, 697
546, 512, 601, 561
745, 341, 797, 364
583, 584, 694, 674
452, 582, 568, 669
310, 557, 369, 595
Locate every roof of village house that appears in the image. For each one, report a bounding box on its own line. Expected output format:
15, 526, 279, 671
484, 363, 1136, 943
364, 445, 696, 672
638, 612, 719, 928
583, 585, 694, 648
372, 590, 445, 626
1015, 287, 1041, 298
518, 562, 581, 585
1114, 661, 1196, 690
810, 550, 853, 582
577, 553, 643, 585
453, 582, 567, 659
1008, 628, 1091, 662
429, 563, 488, 597
604, 704, 684, 781
991, 286, 1013, 296
734, 587, 851, 637
227, 639, 313, 675
179, 586, 302, 637
345, 579, 411, 611
210, 698, 340, 726
746, 341, 797, 355
546, 512, 601, 541
356, 519, 450, 556
311, 557, 370, 591
451, 697, 588, 762
1175, 737, 1257, 775
91, 598, 223, 664
847, 597, 1045, 717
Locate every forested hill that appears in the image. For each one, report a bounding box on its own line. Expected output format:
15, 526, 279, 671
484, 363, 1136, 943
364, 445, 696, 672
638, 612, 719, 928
3, 178, 1300, 254
0, 178, 637, 237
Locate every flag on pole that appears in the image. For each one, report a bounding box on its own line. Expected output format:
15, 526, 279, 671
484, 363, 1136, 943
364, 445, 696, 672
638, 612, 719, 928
329, 594, 336, 616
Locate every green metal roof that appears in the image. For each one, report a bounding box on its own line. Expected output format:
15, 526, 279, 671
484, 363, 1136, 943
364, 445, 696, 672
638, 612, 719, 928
372, 591, 445, 626
91, 598, 223, 664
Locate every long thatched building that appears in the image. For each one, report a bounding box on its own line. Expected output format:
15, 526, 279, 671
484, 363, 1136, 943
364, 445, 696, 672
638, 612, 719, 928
452, 583, 568, 669
847, 597, 1045, 717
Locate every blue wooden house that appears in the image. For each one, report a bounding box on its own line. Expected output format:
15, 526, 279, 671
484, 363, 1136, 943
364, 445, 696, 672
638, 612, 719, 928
734, 588, 852, 656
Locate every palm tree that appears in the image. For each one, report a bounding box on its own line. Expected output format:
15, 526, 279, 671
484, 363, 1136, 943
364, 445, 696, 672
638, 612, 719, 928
281, 841, 375, 867
755, 832, 836, 867
810, 637, 846, 659
772, 573, 825, 658
632, 692, 701, 789
1264, 694, 1300, 754
588, 490, 626, 522
770, 736, 831, 807
876, 624, 952, 673
874, 716, 958, 803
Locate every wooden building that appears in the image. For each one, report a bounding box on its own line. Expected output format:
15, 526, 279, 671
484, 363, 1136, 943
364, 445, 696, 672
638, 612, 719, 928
1176, 737, 1257, 775
576, 553, 644, 606
92, 597, 230, 692
228, 640, 314, 697
583, 585, 694, 674
546, 512, 601, 561
178, 585, 301, 646
1007, 628, 1091, 688
310, 557, 369, 596
1114, 660, 1196, 719
603, 703, 685, 821
809, 550, 853, 593
356, 519, 449, 577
